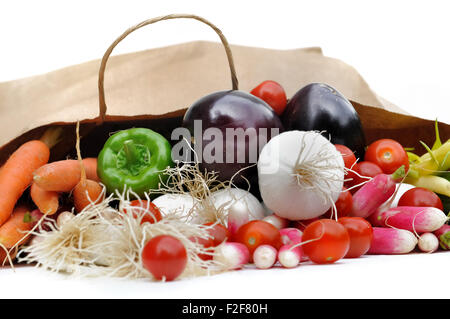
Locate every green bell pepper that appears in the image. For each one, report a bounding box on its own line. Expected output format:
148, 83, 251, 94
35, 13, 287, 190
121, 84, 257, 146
97, 128, 173, 196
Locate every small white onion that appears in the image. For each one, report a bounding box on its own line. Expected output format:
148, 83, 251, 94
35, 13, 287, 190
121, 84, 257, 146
152, 194, 195, 219
211, 188, 266, 224
152, 188, 266, 225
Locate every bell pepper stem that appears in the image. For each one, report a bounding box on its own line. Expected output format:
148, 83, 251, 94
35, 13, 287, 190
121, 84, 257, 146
123, 140, 141, 166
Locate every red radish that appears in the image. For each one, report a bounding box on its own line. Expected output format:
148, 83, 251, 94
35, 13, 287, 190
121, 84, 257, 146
213, 242, 250, 270
369, 206, 447, 233
278, 244, 302, 268
227, 203, 249, 239
433, 224, 450, 250
418, 232, 439, 253
367, 227, 417, 254
253, 244, 277, 269
351, 166, 405, 218
263, 214, 289, 230
280, 228, 302, 245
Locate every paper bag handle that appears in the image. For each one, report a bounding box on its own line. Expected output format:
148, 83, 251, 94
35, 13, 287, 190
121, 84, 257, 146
97, 14, 239, 124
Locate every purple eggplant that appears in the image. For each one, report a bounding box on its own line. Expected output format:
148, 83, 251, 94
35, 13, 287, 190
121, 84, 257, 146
281, 83, 366, 160
182, 90, 283, 188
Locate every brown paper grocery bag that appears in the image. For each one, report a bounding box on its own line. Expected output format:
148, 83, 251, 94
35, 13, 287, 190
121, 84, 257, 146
0, 14, 448, 164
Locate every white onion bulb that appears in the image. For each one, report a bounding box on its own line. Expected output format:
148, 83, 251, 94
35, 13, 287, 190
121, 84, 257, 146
152, 194, 195, 219
211, 188, 266, 223
257, 130, 345, 220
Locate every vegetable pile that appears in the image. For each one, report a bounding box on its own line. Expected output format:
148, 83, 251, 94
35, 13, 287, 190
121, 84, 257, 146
0, 15, 448, 282
0, 78, 447, 282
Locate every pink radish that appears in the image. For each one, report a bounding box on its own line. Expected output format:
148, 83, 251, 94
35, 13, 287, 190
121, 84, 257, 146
227, 203, 249, 238
279, 228, 308, 262
278, 244, 303, 268
367, 227, 417, 254
263, 214, 289, 230
351, 167, 405, 218
280, 228, 303, 245
253, 245, 277, 269
213, 242, 249, 270
417, 232, 439, 253
434, 224, 450, 250
369, 206, 447, 233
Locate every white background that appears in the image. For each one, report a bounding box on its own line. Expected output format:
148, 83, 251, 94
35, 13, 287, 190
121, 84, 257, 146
1, 0, 449, 299
1, 0, 450, 123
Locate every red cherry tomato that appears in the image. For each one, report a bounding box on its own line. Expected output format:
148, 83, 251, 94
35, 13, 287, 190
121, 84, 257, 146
345, 161, 383, 194
322, 187, 353, 219
203, 222, 230, 246
234, 220, 282, 259
334, 144, 357, 170
189, 235, 215, 261
398, 187, 444, 210
364, 139, 409, 174
290, 217, 319, 232
142, 235, 187, 281
338, 217, 373, 258
250, 80, 287, 115
301, 219, 350, 264
125, 200, 162, 224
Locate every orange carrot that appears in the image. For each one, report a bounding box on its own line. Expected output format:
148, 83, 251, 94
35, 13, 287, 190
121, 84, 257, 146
0, 206, 34, 248
82, 157, 100, 182
73, 179, 104, 212
33, 158, 99, 192
72, 122, 104, 212
30, 182, 59, 215
33, 160, 81, 192
0, 140, 50, 226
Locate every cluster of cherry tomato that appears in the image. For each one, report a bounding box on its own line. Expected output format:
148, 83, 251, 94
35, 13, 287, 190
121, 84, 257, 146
336, 140, 443, 209
235, 217, 373, 264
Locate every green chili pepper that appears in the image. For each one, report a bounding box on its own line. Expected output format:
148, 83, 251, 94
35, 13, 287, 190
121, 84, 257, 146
97, 128, 173, 196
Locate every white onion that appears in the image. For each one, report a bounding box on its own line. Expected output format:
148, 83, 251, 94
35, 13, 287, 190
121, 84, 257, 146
152, 194, 195, 219
152, 188, 266, 224
257, 130, 345, 220
211, 188, 266, 224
